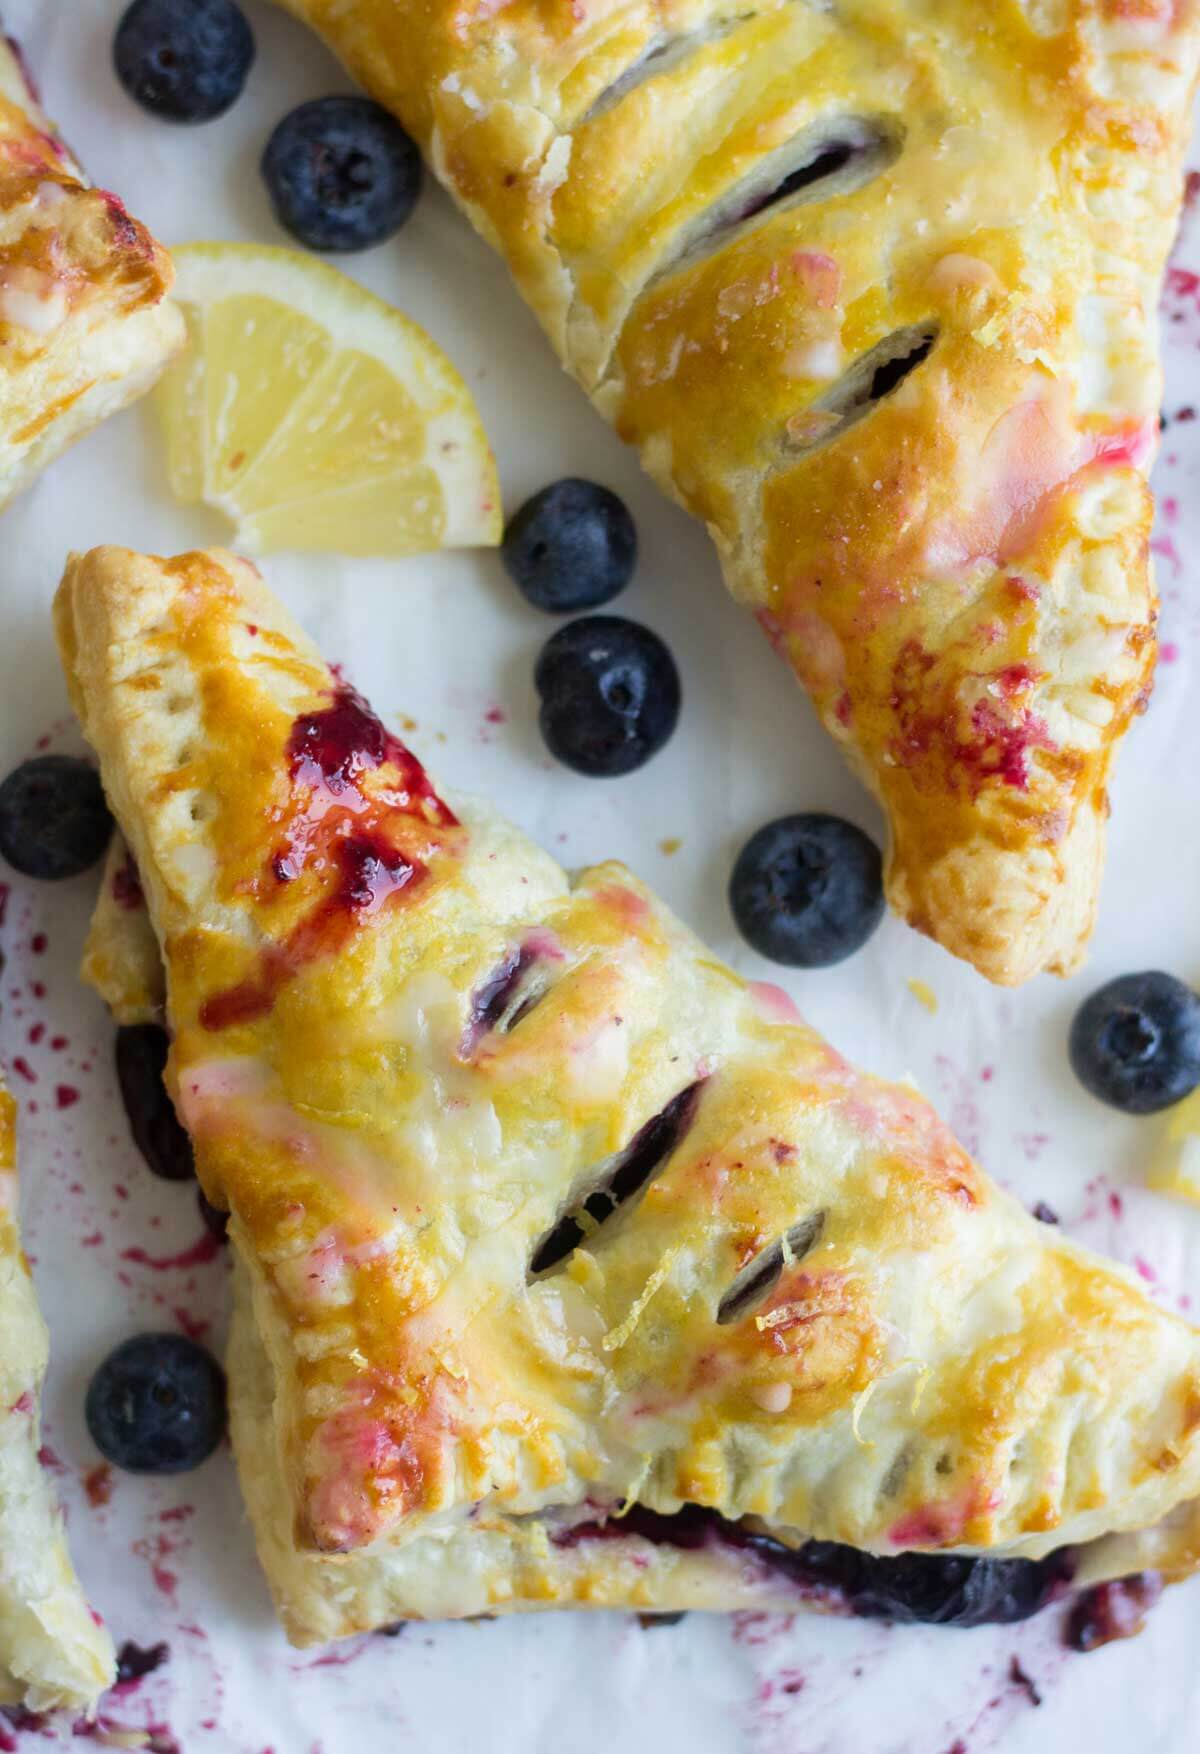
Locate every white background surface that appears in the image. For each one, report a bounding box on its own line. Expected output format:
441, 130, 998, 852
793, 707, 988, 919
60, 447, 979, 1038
3, 2, 1200, 1749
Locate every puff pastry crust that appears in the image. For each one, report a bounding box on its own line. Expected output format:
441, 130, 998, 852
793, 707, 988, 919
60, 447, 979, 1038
56, 544, 1200, 1639
0, 34, 183, 509
275, 0, 1199, 983
0, 1074, 115, 1708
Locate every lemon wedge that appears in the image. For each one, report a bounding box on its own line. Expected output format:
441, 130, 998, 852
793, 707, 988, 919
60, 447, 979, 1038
1148, 1087, 1200, 1205
155, 243, 501, 556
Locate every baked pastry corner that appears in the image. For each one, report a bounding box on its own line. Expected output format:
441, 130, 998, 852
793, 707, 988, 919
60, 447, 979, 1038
0, 35, 184, 510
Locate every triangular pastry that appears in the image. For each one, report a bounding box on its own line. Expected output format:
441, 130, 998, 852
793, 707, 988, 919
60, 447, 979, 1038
58, 545, 1200, 1642
0, 1071, 115, 1708
0, 35, 182, 508
275, 0, 1199, 983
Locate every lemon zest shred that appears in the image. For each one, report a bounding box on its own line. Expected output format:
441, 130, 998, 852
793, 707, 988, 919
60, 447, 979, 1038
853, 1359, 930, 1445
755, 1300, 807, 1332
909, 1362, 932, 1415
779, 1229, 796, 1268
972, 290, 1024, 348
851, 1379, 879, 1448
614, 1452, 655, 1517
906, 978, 937, 1015
602, 1248, 680, 1352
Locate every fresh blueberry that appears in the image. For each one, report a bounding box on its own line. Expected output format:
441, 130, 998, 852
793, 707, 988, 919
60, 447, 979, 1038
85, 1334, 226, 1474
1069, 971, 1200, 1115
115, 1025, 195, 1183
261, 97, 422, 252
113, 0, 254, 124
729, 813, 883, 967
534, 616, 680, 777
0, 756, 112, 880
502, 480, 636, 613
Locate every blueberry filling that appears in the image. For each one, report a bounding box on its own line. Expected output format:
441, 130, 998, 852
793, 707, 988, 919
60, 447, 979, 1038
530, 1081, 706, 1274
555, 1503, 1071, 1629
667, 118, 900, 280
867, 332, 934, 401
1065, 1575, 1162, 1652
460, 945, 549, 1056
716, 1212, 826, 1324
734, 142, 856, 223
783, 325, 939, 455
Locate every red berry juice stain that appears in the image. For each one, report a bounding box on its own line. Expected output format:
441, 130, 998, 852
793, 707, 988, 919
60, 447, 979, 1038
201, 682, 457, 1030
30, 933, 46, 955
85, 1463, 113, 1508
56, 1084, 80, 1109
172, 1306, 210, 1343
1007, 1656, 1041, 1707
120, 1231, 223, 1272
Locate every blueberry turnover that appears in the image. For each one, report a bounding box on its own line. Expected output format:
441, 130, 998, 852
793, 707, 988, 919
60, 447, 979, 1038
0, 37, 183, 509
272, 0, 1200, 983
57, 546, 1200, 1648
0, 1072, 115, 1708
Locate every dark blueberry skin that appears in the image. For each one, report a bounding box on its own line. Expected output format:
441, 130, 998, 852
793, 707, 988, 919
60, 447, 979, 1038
262, 97, 422, 252
85, 1334, 226, 1475
770, 1540, 1068, 1629
1069, 971, 1200, 1115
197, 1187, 230, 1242
534, 616, 681, 777
729, 813, 884, 967
113, 0, 254, 124
588, 1505, 1066, 1629
0, 756, 112, 880
115, 1025, 196, 1183
502, 480, 636, 613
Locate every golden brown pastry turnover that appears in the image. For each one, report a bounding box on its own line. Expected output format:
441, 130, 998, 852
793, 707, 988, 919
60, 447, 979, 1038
0, 34, 183, 509
56, 544, 1200, 1640
0, 1072, 115, 1708
274, 0, 1199, 983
